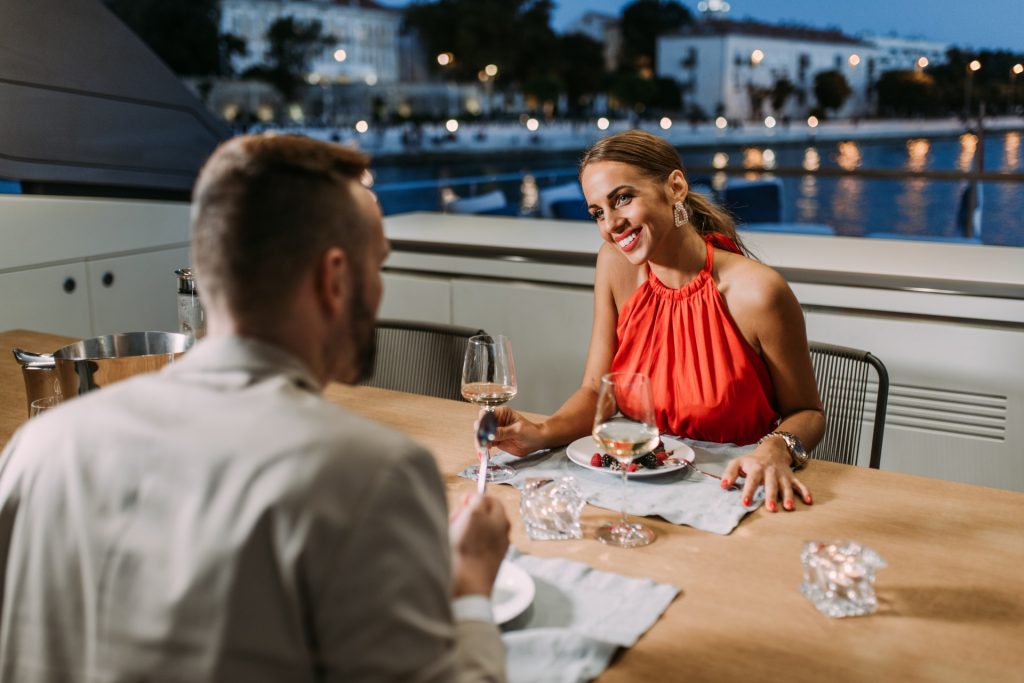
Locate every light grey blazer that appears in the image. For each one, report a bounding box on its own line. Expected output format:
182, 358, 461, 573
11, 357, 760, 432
0, 336, 505, 682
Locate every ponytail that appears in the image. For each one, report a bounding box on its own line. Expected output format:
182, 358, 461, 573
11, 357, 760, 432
684, 190, 747, 256
581, 129, 750, 257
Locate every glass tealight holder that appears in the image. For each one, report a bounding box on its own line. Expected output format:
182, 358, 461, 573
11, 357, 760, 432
520, 477, 585, 541
801, 539, 887, 618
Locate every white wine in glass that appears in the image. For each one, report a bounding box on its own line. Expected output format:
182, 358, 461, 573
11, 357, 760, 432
461, 334, 517, 483
593, 372, 659, 548
460, 382, 517, 407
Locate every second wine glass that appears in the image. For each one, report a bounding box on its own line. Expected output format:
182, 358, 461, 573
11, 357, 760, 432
461, 334, 517, 483
593, 372, 659, 548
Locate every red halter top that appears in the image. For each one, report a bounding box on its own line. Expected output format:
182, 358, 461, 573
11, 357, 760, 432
609, 239, 779, 445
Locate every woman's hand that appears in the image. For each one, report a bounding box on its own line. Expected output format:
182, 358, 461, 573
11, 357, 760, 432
720, 438, 813, 512
491, 407, 547, 456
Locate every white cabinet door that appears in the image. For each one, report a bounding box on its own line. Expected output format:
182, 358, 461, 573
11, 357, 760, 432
0, 262, 91, 337
86, 246, 189, 336
452, 279, 593, 415
381, 272, 452, 324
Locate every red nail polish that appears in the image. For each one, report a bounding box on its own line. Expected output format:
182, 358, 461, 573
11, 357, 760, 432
721, 478, 731, 487
784, 500, 794, 511
742, 497, 751, 506
767, 501, 776, 511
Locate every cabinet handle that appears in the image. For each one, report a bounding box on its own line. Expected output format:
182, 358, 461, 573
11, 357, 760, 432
62, 277, 76, 294
101, 271, 115, 287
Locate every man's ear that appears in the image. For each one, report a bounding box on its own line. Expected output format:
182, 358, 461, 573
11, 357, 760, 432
315, 246, 350, 318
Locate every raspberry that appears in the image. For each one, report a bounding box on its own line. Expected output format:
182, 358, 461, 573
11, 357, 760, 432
655, 451, 668, 462
627, 462, 638, 472
590, 453, 602, 467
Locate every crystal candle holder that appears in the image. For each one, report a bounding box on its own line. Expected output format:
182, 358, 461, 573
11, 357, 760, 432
801, 540, 887, 618
520, 477, 585, 541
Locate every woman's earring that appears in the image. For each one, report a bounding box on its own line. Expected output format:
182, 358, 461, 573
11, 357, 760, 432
673, 201, 688, 227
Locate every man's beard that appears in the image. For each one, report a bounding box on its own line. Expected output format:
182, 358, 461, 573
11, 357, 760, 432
348, 276, 377, 384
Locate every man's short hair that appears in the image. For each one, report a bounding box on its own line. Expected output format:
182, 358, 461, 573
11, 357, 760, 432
191, 134, 372, 320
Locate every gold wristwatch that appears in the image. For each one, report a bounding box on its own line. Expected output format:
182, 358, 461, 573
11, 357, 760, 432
757, 431, 809, 470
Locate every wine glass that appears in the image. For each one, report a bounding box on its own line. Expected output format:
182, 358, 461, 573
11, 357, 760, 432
461, 334, 517, 483
593, 372, 659, 548
30, 395, 62, 418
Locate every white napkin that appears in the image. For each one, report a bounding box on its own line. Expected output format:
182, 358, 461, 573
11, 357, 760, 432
459, 440, 764, 535
501, 548, 679, 683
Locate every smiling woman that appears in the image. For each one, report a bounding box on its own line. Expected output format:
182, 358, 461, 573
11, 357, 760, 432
492, 130, 826, 514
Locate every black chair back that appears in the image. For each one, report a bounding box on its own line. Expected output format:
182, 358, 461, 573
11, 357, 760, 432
808, 342, 890, 469
361, 320, 484, 401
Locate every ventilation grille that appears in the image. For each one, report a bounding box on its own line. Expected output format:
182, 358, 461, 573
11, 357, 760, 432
869, 381, 1007, 442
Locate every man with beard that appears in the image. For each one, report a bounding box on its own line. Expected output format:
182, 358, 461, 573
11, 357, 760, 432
0, 134, 510, 682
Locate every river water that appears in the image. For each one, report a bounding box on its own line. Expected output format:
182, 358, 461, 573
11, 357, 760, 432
372, 130, 1023, 247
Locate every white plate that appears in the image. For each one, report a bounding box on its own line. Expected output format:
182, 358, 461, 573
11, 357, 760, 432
491, 560, 535, 625
565, 435, 695, 478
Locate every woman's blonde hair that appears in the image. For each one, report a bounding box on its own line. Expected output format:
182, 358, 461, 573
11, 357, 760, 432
579, 130, 748, 255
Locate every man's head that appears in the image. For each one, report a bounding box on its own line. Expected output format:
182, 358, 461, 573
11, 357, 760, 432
191, 134, 388, 384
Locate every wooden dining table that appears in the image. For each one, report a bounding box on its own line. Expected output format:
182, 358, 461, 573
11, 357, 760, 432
2, 328, 1023, 683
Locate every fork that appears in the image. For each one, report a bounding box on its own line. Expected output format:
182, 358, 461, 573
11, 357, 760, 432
675, 454, 740, 490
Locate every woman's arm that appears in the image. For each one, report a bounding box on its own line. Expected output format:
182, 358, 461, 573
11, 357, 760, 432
721, 266, 825, 511
493, 243, 625, 455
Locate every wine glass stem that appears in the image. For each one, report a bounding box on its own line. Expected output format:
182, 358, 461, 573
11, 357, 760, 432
619, 462, 629, 526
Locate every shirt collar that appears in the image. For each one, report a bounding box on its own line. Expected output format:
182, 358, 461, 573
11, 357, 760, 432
167, 335, 323, 393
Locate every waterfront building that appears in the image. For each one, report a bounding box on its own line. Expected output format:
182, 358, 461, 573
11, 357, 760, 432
221, 0, 402, 86
864, 34, 949, 71
657, 20, 877, 120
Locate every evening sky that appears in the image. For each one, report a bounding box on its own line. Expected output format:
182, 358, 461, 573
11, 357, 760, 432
386, 1, 1022, 53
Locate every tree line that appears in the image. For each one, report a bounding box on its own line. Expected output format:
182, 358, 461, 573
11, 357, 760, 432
104, 0, 1023, 121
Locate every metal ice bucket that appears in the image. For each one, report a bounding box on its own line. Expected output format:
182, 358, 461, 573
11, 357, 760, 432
12, 331, 194, 415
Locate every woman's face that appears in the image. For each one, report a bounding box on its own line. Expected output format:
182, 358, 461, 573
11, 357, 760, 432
581, 161, 681, 264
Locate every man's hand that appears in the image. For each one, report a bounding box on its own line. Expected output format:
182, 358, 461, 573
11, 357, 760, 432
449, 493, 510, 598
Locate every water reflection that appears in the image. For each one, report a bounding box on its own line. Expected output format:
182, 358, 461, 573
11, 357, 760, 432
905, 138, 930, 172
712, 152, 729, 169
520, 174, 538, 213
797, 175, 819, 223
743, 148, 763, 181
712, 171, 728, 192
896, 178, 929, 235
835, 141, 862, 171
802, 147, 821, 172
831, 142, 864, 233
797, 147, 820, 223
958, 133, 977, 172
894, 138, 931, 235
1004, 131, 1020, 170
831, 176, 865, 233
440, 186, 458, 207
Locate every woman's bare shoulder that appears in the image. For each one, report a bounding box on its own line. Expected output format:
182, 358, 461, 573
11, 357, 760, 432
597, 242, 645, 303
715, 249, 793, 311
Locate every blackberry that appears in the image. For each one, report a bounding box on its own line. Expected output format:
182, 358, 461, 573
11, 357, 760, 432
637, 453, 661, 470
601, 454, 617, 469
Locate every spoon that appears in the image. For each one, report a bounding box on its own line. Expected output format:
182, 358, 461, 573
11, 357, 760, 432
476, 410, 498, 494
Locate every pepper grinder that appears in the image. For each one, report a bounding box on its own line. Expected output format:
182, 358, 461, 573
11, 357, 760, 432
175, 268, 206, 339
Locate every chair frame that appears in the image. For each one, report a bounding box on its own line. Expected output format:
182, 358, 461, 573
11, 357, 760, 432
361, 319, 484, 401
808, 341, 890, 469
